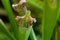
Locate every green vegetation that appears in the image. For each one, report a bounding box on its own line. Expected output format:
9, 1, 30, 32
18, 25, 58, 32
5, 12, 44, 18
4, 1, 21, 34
0, 0, 60, 40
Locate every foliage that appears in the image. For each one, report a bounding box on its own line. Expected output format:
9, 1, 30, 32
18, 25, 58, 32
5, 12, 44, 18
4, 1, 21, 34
0, 0, 60, 40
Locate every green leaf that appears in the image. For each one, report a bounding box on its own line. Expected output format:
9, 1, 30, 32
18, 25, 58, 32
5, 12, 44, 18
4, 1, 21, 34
0, 33, 11, 40
19, 26, 32, 40
0, 19, 16, 40
1, 0, 19, 39
42, 0, 60, 40
27, 0, 44, 10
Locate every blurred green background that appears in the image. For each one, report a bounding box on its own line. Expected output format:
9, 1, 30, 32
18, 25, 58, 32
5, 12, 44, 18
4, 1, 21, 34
0, 0, 60, 40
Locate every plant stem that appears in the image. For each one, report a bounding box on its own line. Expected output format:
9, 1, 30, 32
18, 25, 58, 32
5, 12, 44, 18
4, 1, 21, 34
1, 0, 19, 40
30, 28, 37, 40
